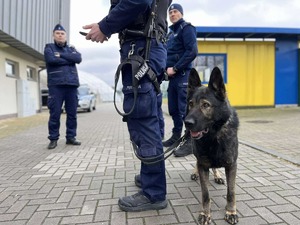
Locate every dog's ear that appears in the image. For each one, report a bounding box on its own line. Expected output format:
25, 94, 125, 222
188, 68, 202, 89
186, 68, 202, 114
187, 68, 202, 99
208, 67, 226, 100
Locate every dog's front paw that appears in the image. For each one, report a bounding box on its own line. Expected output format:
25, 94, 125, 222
198, 212, 211, 225
224, 213, 238, 224
191, 173, 198, 180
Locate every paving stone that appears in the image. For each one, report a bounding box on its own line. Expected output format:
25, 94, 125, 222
237, 201, 256, 217
94, 205, 111, 222
278, 212, 300, 224
0, 213, 17, 222
80, 200, 97, 215
6, 200, 28, 213
144, 214, 178, 225
15, 205, 38, 220
173, 205, 194, 223
26, 211, 49, 225
268, 203, 300, 214
127, 218, 144, 225
0, 221, 26, 225
68, 196, 85, 208
57, 191, 74, 203
60, 215, 93, 224
254, 207, 283, 223
48, 208, 80, 217
37, 203, 68, 211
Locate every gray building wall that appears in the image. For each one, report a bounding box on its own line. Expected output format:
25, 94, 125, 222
0, 0, 70, 60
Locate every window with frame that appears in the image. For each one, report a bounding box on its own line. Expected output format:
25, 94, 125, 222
192, 54, 227, 84
5, 60, 18, 78
27, 66, 36, 81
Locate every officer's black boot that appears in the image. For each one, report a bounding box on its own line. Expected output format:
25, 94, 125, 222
66, 138, 81, 145
48, 140, 57, 150
174, 134, 193, 157
162, 133, 181, 147
118, 191, 168, 212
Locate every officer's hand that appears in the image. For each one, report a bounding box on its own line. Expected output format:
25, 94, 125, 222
167, 67, 176, 77
82, 23, 108, 43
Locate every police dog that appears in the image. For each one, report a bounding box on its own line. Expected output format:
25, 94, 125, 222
185, 67, 239, 225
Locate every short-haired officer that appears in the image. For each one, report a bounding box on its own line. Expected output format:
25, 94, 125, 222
163, 3, 198, 157
44, 24, 82, 149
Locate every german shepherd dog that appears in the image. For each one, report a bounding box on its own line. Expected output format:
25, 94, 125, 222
184, 67, 239, 224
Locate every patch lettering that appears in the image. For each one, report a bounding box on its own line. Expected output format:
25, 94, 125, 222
135, 62, 149, 81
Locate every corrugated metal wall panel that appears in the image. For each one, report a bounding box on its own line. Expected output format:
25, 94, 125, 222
0, 0, 2, 26
275, 38, 299, 105
27, 0, 33, 45
9, 0, 17, 37
16, 0, 23, 39
1, 0, 10, 31
0, 0, 70, 55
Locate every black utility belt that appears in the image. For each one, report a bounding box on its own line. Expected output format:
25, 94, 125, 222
120, 29, 165, 44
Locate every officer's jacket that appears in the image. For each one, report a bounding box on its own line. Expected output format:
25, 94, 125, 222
99, 0, 152, 38
166, 18, 198, 72
99, 0, 171, 39
44, 43, 82, 87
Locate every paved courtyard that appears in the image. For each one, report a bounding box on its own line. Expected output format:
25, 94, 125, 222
0, 103, 299, 225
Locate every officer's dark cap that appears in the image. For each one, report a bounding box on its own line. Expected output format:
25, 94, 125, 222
169, 3, 183, 15
53, 24, 66, 33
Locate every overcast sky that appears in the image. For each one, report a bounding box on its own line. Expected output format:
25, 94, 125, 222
69, 0, 300, 87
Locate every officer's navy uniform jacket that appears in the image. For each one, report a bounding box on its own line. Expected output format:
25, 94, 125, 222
98, 0, 171, 202
45, 43, 81, 87
44, 42, 82, 141
166, 18, 198, 136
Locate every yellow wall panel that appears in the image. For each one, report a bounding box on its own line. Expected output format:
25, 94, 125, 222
198, 41, 275, 107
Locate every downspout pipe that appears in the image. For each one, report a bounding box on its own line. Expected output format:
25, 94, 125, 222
38, 67, 46, 113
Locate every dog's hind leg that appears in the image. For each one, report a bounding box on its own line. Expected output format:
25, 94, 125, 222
224, 163, 238, 224
212, 168, 225, 184
198, 166, 211, 225
191, 167, 225, 185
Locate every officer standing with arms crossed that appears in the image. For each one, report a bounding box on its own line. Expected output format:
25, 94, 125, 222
163, 3, 198, 157
44, 24, 82, 150
82, 0, 171, 212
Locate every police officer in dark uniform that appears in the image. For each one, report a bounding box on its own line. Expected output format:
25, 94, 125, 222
82, 0, 172, 212
44, 24, 82, 150
163, 4, 198, 157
